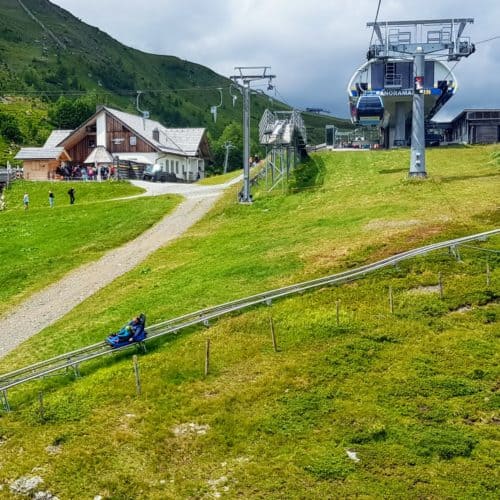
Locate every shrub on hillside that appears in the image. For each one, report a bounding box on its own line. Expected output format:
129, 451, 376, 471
416, 427, 477, 459
48, 95, 95, 129
288, 155, 326, 192
0, 111, 23, 143
304, 452, 356, 480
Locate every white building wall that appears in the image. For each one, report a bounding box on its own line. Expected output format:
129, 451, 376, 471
96, 112, 107, 147
114, 151, 204, 182
115, 152, 159, 164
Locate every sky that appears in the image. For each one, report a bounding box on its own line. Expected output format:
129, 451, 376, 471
51, 0, 500, 121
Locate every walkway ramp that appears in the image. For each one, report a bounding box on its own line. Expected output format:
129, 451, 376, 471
259, 109, 307, 148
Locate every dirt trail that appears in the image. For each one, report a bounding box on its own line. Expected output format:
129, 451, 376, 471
0, 178, 239, 359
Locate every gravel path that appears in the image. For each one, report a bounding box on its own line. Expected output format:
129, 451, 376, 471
0, 178, 240, 359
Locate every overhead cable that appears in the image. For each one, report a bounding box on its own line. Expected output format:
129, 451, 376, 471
368, 0, 383, 48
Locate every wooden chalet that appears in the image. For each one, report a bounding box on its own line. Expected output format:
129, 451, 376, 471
16, 106, 211, 182
15, 130, 72, 181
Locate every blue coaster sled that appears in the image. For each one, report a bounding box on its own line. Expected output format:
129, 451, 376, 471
106, 313, 147, 348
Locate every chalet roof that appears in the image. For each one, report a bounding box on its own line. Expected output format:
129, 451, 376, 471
14, 147, 68, 160
102, 107, 206, 157
433, 108, 500, 124
43, 130, 73, 148
15, 130, 73, 161
84, 146, 114, 164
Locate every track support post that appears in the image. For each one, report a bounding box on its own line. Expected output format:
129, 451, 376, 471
1, 390, 10, 412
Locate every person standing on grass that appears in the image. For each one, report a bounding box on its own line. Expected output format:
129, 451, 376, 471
68, 187, 75, 205
23, 192, 29, 210
49, 190, 55, 208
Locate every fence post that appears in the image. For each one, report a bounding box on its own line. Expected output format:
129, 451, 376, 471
1, 390, 10, 412
133, 355, 141, 396
438, 272, 444, 299
204, 339, 211, 376
389, 286, 394, 314
38, 391, 45, 421
336, 300, 340, 326
486, 260, 491, 287
269, 316, 278, 352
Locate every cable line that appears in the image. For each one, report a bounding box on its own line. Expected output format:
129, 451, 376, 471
368, 0, 383, 48
475, 35, 500, 44
0, 85, 232, 97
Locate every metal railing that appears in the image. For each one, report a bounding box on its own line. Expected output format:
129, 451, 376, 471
0, 168, 19, 187
384, 74, 403, 88
0, 228, 498, 410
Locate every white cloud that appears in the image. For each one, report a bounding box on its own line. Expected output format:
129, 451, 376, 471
52, 0, 500, 118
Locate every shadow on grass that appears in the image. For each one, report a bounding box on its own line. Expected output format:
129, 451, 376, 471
378, 167, 408, 174
438, 172, 500, 184
288, 155, 327, 192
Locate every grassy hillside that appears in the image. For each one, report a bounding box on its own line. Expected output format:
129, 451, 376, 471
0, 180, 180, 316
0, 0, 346, 163
0, 146, 498, 498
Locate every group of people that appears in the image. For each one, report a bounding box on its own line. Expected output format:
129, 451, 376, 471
55, 164, 117, 181
249, 155, 261, 167
22, 188, 75, 210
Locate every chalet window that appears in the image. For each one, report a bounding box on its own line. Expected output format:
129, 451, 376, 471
129, 136, 137, 146
88, 138, 96, 148
152, 128, 160, 142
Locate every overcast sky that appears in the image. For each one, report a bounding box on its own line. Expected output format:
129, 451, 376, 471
52, 0, 499, 120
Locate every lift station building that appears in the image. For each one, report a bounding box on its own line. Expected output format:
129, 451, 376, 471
348, 19, 475, 148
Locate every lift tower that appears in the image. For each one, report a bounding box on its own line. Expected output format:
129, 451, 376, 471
231, 66, 275, 203
366, 18, 475, 176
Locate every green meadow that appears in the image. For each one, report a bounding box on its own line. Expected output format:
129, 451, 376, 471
0, 146, 498, 499
197, 168, 243, 185
0, 180, 180, 315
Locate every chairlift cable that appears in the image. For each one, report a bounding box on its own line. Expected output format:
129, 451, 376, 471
439, 34, 498, 83
368, 0, 383, 49
441, 60, 461, 84
475, 35, 500, 44
0, 85, 237, 97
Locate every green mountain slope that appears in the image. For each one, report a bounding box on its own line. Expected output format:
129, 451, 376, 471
0, 0, 348, 158
0, 146, 498, 498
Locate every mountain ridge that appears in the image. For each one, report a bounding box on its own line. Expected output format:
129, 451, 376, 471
0, 0, 349, 158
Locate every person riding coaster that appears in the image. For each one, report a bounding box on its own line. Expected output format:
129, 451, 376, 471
106, 314, 147, 348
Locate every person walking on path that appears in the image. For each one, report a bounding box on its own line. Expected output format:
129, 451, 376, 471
68, 187, 75, 205
23, 192, 29, 210
49, 190, 55, 208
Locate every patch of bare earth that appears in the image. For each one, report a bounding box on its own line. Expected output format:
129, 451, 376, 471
407, 285, 441, 295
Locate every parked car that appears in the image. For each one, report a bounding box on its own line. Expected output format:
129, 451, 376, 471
142, 164, 178, 182
142, 164, 166, 182
425, 133, 442, 147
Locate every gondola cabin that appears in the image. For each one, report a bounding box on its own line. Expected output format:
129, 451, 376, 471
356, 94, 384, 126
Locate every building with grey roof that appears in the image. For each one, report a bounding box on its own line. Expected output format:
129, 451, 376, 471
15, 107, 211, 182
432, 109, 500, 144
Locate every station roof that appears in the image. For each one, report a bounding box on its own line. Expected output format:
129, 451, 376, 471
433, 108, 500, 124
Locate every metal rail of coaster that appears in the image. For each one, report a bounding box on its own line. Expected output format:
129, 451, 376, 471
0, 228, 498, 411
